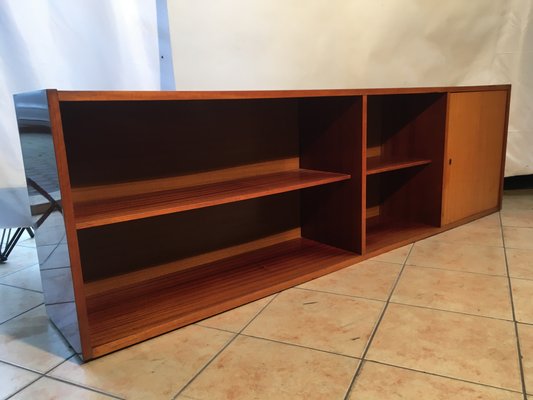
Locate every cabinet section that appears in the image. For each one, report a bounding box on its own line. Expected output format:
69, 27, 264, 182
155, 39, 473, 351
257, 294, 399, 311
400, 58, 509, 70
364, 93, 447, 251
17, 91, 365, 359
442, 91, 509, 225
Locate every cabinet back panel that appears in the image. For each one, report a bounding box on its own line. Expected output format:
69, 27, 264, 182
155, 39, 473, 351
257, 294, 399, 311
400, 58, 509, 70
60, 99, 299, 187
77, 192, 300, 282
367, 93, 445, 160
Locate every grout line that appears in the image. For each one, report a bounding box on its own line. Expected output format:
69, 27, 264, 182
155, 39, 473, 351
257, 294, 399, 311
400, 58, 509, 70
43, 354, 125, 399
237, 332, 361, 361
0, 303, 44, 326
499, 212, 529, 399
42, 354, 78, 376
365, 359, 525, 395
0, 282, 43, 294
44, 375, 125, 399
403, 263, 508, 278
193, 323, 240, 335
295, 286, 387, 303
342, 247, 414, 400
509, 276, 533, 283
0, 359, 47, 376
171, 292, 282, 399
420, 238, 505, 249
387, 300, 514, 322
5, 375, 44, 400
14, 242, 36, 249
0, 262, 40, 279
37, 266, 70, 272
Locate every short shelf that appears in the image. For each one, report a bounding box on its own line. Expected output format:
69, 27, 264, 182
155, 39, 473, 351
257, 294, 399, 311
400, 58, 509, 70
85, 237, 356, 355
74, 169, 350, 229
366, 157, 432, 175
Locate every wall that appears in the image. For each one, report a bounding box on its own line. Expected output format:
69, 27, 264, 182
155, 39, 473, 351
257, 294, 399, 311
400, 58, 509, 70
168, 0, 533, 177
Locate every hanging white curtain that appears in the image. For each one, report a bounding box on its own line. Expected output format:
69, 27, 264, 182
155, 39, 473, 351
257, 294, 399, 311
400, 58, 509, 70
0, 0, 160, 228
168, 0, 533, 177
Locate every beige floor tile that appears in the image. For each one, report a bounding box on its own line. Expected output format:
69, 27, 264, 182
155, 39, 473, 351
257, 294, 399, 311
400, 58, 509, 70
518, 323, 533, 396
348, 361, 522, 400
501, 209, 533, 228
425, 214, 503, 247
369, 244, 412, 264
181, 335, 358, 400
49, 325, 234, 400
0, 306, 74, 372
0, 285, 43, 324
299, 260, 401, 300
11, 377, 113, 400
504, 227, 533, 250
197, 295, 274, 332
366, 303, 521, 391
511, 278, 533, 324
391, 266, 513, 320
503, 189, 533, 210
0, 265, 43, 292
243, 288, 383, 357
0, 362, 39, 399
406, 240, 507, 276
507, 248, 533, 280
0, 247, 38, 278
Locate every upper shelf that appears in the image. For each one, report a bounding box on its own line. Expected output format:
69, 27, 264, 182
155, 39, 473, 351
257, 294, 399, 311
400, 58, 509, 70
366, 157, 432, 175
73, 169, 350, 230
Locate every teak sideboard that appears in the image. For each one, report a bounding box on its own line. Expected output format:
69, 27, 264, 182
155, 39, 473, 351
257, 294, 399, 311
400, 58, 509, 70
14, 85, 510, 360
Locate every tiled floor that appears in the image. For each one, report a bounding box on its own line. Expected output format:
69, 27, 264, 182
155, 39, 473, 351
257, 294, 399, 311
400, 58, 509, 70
1, 189, 533, 399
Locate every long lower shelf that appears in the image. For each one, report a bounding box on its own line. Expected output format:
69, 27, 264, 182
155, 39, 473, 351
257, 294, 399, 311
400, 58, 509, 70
85, 238, 356, 354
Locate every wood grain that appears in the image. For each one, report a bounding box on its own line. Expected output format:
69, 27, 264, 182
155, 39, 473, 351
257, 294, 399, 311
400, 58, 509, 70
74, 169, 350, 229
366, 218, 434, 252
84, 228, 301, 297
56, 85, 511, 102
86, 238, 356, 348
46, 90, 94, 360
442, 91, 508, 225
71, 158, 298, 203
77, 193, 301, 283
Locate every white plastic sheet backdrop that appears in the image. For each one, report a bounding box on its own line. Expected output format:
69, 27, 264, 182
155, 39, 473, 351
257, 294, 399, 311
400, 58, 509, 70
0, 0, 160, 227
168, 0, 533, 176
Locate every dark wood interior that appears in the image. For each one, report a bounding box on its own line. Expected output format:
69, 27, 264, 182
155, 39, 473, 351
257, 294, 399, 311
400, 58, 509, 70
365, 93, 447, 250
60, 99, 300, 187
77, 193, 301, 282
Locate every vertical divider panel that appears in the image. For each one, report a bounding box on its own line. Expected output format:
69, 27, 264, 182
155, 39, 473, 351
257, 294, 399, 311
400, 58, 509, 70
361, 95, 368, 254
299, 96, 363, 254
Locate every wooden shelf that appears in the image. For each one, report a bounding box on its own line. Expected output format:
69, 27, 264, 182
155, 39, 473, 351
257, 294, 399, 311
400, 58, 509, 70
85, 238, 356, 353
366, 157, 432, 175
74, 169, 350, 229
366, 219, 435, 252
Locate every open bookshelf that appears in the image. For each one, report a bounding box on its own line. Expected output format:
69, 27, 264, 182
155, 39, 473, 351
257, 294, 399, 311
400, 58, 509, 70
15, 86, 510, 360
364, 93, 447, 250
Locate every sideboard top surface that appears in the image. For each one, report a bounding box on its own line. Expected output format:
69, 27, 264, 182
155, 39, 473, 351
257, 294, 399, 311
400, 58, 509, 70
16, 85, 511, 102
